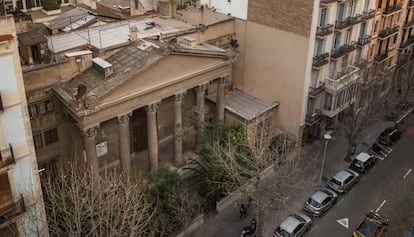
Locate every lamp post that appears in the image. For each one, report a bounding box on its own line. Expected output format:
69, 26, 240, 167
320, 133, 332, 185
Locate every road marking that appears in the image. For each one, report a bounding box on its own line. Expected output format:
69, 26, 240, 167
375, 200, 387, 212
308, 225, 317, 234
337, 217, 349, 229
403, 169, 412, 179
336, 198, 344, 206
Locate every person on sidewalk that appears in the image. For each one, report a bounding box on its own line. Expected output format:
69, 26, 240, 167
240, 204, 246, 219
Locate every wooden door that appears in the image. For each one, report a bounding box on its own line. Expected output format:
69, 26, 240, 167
131, 108, 148, 153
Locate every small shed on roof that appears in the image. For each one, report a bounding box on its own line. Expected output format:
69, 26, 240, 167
207, 89, 279, 147
17, 27, 48, 65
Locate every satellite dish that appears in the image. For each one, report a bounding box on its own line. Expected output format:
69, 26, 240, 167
75, 84, 87, 100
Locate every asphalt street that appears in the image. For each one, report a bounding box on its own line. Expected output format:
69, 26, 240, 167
305, 121, 414, 237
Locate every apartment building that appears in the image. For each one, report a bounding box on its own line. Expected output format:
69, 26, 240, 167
399, 0, 414, 57
0, 14, 48, 237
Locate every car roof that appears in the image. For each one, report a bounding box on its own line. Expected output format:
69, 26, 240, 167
355, 152, 371, 162
280, 215, 301, 233
311, 189, 330, 203
333, 170, 352, 181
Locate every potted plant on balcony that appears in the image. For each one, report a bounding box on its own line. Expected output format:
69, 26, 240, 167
42, 0, 61, 15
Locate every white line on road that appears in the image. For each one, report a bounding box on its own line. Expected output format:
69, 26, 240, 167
375, 200, 387, 212
403, 169, 412, 179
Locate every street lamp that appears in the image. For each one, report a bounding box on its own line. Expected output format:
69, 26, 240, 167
320, 133, 332, 185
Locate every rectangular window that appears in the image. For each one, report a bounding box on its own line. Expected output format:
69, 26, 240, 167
364, 0, 370, 11
337, 3, 346, 22
319, 8, 328, 27
29, 104, 38, 119
370, 44, 375, 57
38, 102, 46, 115
324, 93, 333, 110
46, 100, 54, 112
374, 20, 379, 33
311, 70, 318, 88
329, 61, 337, 78
44, 128, 58, 145
33, 134, 43, 148
333, 32, 342, 50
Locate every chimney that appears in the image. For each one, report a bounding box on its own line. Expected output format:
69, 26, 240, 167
130, 26, 138, 42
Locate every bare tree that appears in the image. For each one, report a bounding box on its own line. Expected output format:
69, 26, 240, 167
42, 160, 154, 237
339, 79, 384, 160
395, 56, 414, 105
186, 121, 318, 236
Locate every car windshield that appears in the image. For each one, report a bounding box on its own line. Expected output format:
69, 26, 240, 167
321, 189, 332, 196
354, 160, 364, 167
307, 198, 321, 208
276, 227, 291, 237
356, 220, 384, 237
293, 214, 305, 222
331, 179, 341, 186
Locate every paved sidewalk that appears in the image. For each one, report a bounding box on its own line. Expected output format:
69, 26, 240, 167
190, 93, 413, 237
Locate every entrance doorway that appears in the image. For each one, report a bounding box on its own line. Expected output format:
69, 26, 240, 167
131, 108, 148, 153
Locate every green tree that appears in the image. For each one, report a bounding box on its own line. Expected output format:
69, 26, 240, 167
145, 167, 202, 237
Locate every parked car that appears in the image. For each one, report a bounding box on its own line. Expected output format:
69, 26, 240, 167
328, 169, 359, 194
353, 211, 388, 237
273, 213, 312, 237
304, 187, 337, 217
350, 152, 376, 174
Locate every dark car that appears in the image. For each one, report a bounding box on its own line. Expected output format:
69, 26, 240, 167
304, 187, 337, 217
350, 152, 376, 174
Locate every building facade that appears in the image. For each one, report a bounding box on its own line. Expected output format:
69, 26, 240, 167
0, 14, 48, 237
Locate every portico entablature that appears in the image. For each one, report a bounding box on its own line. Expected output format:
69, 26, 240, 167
55, 55, 232, 129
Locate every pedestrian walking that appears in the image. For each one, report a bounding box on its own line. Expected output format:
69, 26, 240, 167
240, 204, 246, 219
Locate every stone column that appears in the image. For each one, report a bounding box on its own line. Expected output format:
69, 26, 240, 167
196, 84, 208, 151
216, 77, 226, 122
173, 92, 186, 165
146, 102, 160, 170
118, 113, 132, 173
82, 126, 99, 172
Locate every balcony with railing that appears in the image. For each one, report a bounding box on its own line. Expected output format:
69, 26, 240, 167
357, 35, 370, 46
0, 194, 26, 225
400, 36, 414, 50
350, 14, 363, 25
331, 42, 357, 59
325, 66, 360, 91
404, 19, 414, 29
354, 59, 368, 68
378, 26, 399, 39
320, 0, 337, 6
309, 83, 325, 98
313, 53, 330, 68
382, 3, 402, 16
0, 144, 15, 169
335, 17, 352, 30
316, 24, 334, 37
362, 9, 375, 20
374, 50, 389, 63
305, 111, 322, 126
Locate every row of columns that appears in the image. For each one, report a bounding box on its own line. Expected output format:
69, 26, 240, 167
82, 78, 227, 172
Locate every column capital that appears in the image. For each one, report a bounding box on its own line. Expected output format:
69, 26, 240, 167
217, 77, 226, 84
196, 83, 209, 92
174, 91, 187, 102
82, 125, 99, 138
118, 112, 132, 124
146, 101, 161, 113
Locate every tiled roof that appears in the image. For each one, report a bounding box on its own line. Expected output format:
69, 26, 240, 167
57, 39, 168, 101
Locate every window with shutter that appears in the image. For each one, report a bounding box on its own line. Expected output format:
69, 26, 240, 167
0, 172, 14, 216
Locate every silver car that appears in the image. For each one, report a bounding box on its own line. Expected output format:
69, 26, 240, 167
304, 187, 337, 217
328, 168, 359, 194
273, 213, 312, 237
